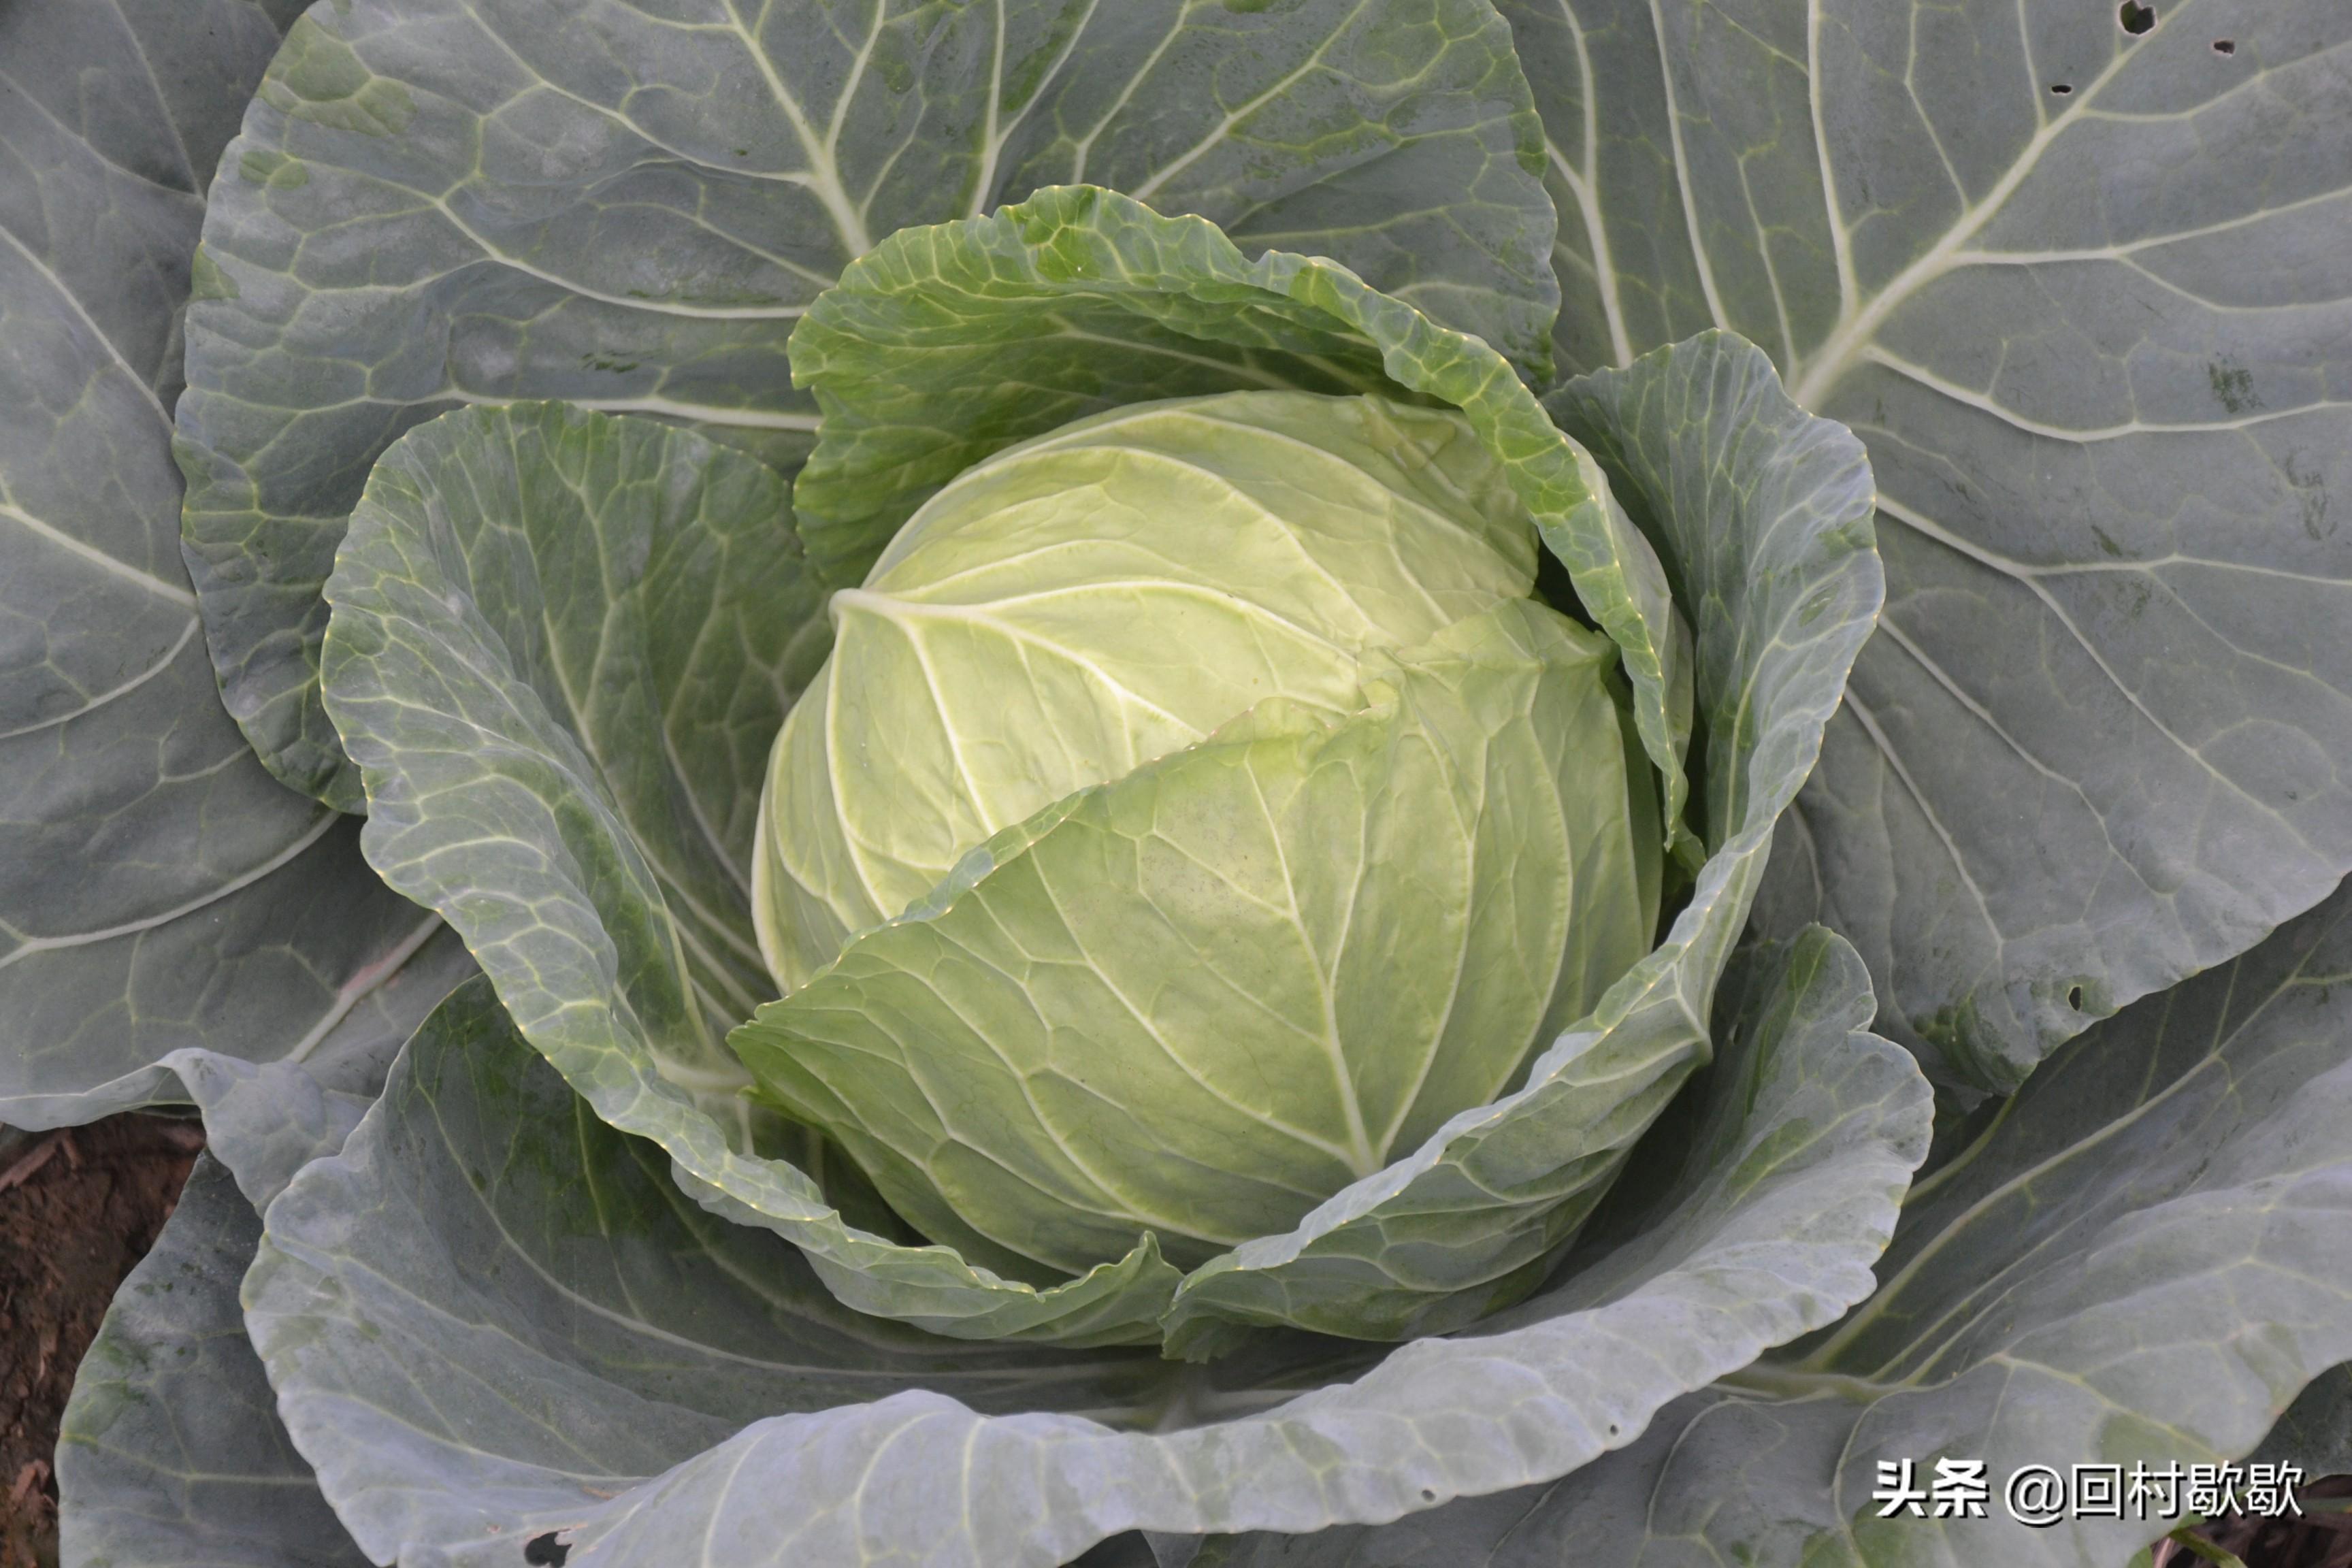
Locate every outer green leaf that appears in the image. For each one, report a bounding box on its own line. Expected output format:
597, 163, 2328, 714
176, 0, 1558, 804
243, 977, 1190, 1561
319, 399, 1179, 1341
55, 944, 431, 1568
245, 929, 1926, 1567
789, 186, 1695, 854
57, 1156, 368, 1568
2, 916, 473, 1137
992, 1, 1559, 372
1507, 0, 2352, 1090
1231, 875, 2352, 1568
736, 598, 1649, 1290
329, 402, 815, 1051
2250, 1365, 2352, 1480
0, 0, 468, 1132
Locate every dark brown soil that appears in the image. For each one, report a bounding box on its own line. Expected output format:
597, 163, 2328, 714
0, 1116, 203, 1568
2157, 1474, 2352, 1568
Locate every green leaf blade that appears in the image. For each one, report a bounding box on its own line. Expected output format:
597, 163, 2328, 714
58, 1155, 370, 1568
318, 399, 1179, 1342
1160, 328, 1881, 1347
0, 0, 466, 1132
176, 0, 1561, 802
1243, 877, 2352, 1567
788, 184, 1695, 849
242, 928, 1925, 1567
1506, 0, 2352, 1090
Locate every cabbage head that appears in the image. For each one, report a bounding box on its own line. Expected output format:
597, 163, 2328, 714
742, 390, 1659, 1279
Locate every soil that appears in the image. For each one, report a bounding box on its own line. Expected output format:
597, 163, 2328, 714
0, 1115, 203, 1568
2156, 1475, 2352, 1568
0, 1116, 2344, 1568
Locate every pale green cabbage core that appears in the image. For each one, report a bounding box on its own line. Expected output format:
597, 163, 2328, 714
755, 391, 1543, 992
742, 390, 1659, 1278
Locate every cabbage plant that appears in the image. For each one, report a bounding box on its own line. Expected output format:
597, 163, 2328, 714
3, 2, 2348, 1567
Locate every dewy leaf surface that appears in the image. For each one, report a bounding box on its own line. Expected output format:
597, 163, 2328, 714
1506, 0, 2352, 1090
320, 401, 1181, 1342
246, 932, 1926, 1568
176, 0, 1558, 804
0, 0, 466, 1131
1214, 875, 2352, 1568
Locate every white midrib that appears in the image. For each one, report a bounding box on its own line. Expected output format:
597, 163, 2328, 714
1028, 862, 1377, 1186
1544, 0, 1631, 367
817, 659, 901, 927
1041, 323, 1301, 390
1547, 137, 1630, 369
968, 0, 1100, 214
0, 224, 174, 433
0, 811, 340, 963
821, 1, 887, 193
1946, 175, 2352, 265
1876, 495, 2310, 825
1367, 780, 1481, 1164
91, 14, 197, 190
1646, 0, 1732, 333
1064, 3, 1180, 187
721, 0, 873, 254
283, 913, 446, 1062
216, 385, 809, 434
454, 391, 818, 433
1575, 4, 1636, 366
1789, 43, 2136, 411
1808, 0, 1858, 324
966, 1, 1008, 216
1838, 689, 1999, 947
854, 576, 1359, 666
1795, 1040, 2249, 1375
527, 511, 732, 1056
1012, 416, 1526, 604
831, 589, 1220, 741
985, 440, 1420, 637
0, 617, 200, 742
1862, 346, 2352, 443
1130, 26, 1345, 202
3, 498, 199, 606
421, 190, 821, 318
829, 587, 1193, 888
1245, 764, 1382, 1177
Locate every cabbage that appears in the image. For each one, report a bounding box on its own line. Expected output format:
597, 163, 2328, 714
742, 393, 1656, 1274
